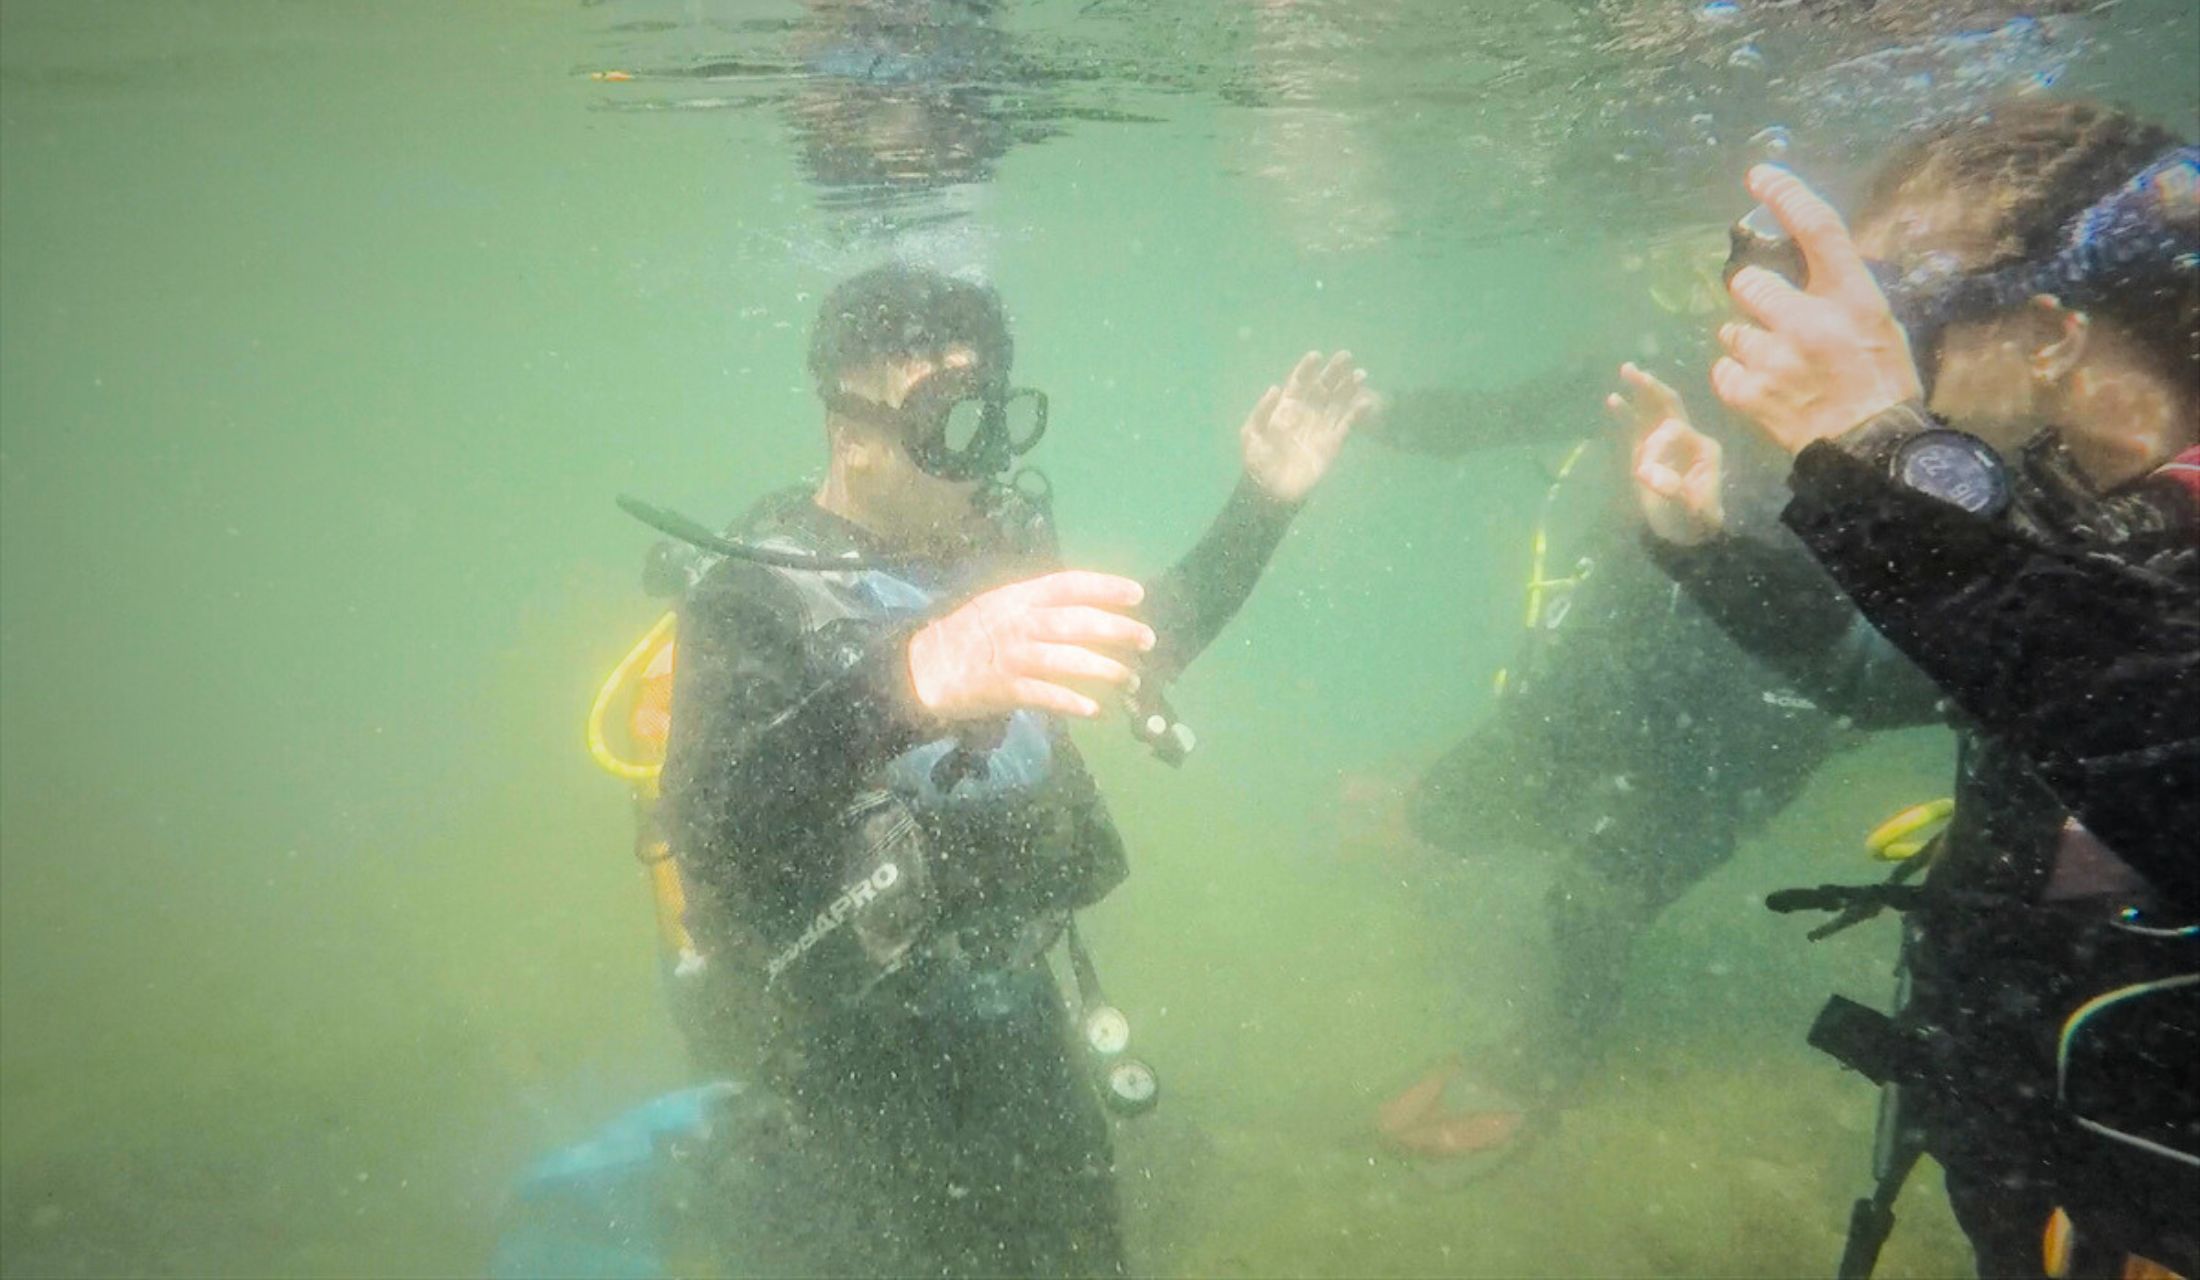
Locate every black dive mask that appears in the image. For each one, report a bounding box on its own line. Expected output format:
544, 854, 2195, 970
1724, 147, 2200, 386
828, 366, 1048, 482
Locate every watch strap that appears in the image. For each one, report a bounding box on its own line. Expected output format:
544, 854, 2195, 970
1830, 399, 1939, 469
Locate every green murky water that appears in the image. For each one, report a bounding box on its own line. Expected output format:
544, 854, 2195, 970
2, 2, 2193, 1275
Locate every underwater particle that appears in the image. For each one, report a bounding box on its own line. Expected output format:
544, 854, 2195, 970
1749, 125, 1793, 160
1728, 42, 1766, 71
1698, 0, 1742, 25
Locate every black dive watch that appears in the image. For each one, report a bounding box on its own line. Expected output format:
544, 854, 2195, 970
1890, 428, 2011, 517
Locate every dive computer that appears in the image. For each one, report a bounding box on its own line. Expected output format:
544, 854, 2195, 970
1890, 428, 2012, 517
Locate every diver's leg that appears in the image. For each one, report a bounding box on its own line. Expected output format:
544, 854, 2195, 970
1535, 860, 1662, 1100
1406, 722, 1541, 856
1537, 794, 1752, 1093
921, 966, 1127, 1278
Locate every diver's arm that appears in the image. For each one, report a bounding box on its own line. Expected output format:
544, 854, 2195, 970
1614, 363, 1939, 725
1142, 477, 1302, 676
662, 559, 933, 866
1143, 350, 1377, 676
1781, 437, 2200, 896
1646, 529, 1947, 728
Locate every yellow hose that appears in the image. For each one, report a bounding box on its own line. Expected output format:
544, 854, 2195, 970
587, 612, 708, 969
638, 841, 697, 958
587, 612, 676, 784
1521, 439, 1595, 629
1865, 798, 1954, 862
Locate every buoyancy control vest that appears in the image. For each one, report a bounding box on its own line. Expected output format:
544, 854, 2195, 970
692, 488, 1129, 1010
1777, 439, 2200, 1278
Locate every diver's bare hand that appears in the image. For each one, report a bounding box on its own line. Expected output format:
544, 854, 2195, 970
908, 571, 1156, 721
1242, 350, 1381, 503
1714, 166, 1924, 452
1607, 362, 1725, 546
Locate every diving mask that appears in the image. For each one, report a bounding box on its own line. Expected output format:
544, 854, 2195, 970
829, 365, 1048, 483
1881, 145, 2199, 363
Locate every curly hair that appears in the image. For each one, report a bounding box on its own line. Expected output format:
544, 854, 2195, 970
1856, 98, 2195, 382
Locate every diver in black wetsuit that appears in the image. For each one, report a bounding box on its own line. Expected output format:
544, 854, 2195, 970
659, 264, 1377, 1277
1364, 358, 1852, 1128
1399, 446, 1848, 1112
1615, 99, 2198, 1277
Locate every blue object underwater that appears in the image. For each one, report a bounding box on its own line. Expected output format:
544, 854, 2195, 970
490, 1082, 743, 1280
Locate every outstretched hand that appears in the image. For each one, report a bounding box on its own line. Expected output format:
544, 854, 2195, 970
1607, 362, 1726, 547
908, 571, 1157, 721
1714, 166, 1925, 452
1242, 350, 1381, 503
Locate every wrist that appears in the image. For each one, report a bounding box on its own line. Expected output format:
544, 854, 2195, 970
1243, 467, 1310, 507
1649, 510, 1722, 547
1236, 469, 1309, 515
905, 622, 951, 716
1829, 399, 1936, 468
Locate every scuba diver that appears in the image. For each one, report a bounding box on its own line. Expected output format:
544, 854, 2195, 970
1615, 98, 2197, 1278
643, 263, 1375, 1277
1360, 351, 1854, 1155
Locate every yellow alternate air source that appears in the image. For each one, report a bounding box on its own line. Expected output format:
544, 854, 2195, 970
588, 611, 677, 789
1865, 798, 1955, 862
586, 611, 698, 962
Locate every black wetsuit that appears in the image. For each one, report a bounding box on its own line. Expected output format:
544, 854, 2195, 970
1777, 428, 2198, 904
1649, 423, 2199, 1276
661, 478, 1299, 1278
1410, 456, 1849, 1094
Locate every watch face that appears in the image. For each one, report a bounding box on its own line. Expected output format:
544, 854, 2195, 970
1895, 430, 2009, 515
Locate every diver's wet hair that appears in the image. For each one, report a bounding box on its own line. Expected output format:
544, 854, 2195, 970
808, 263, 1013, 399
1857, 98, 2195, 382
